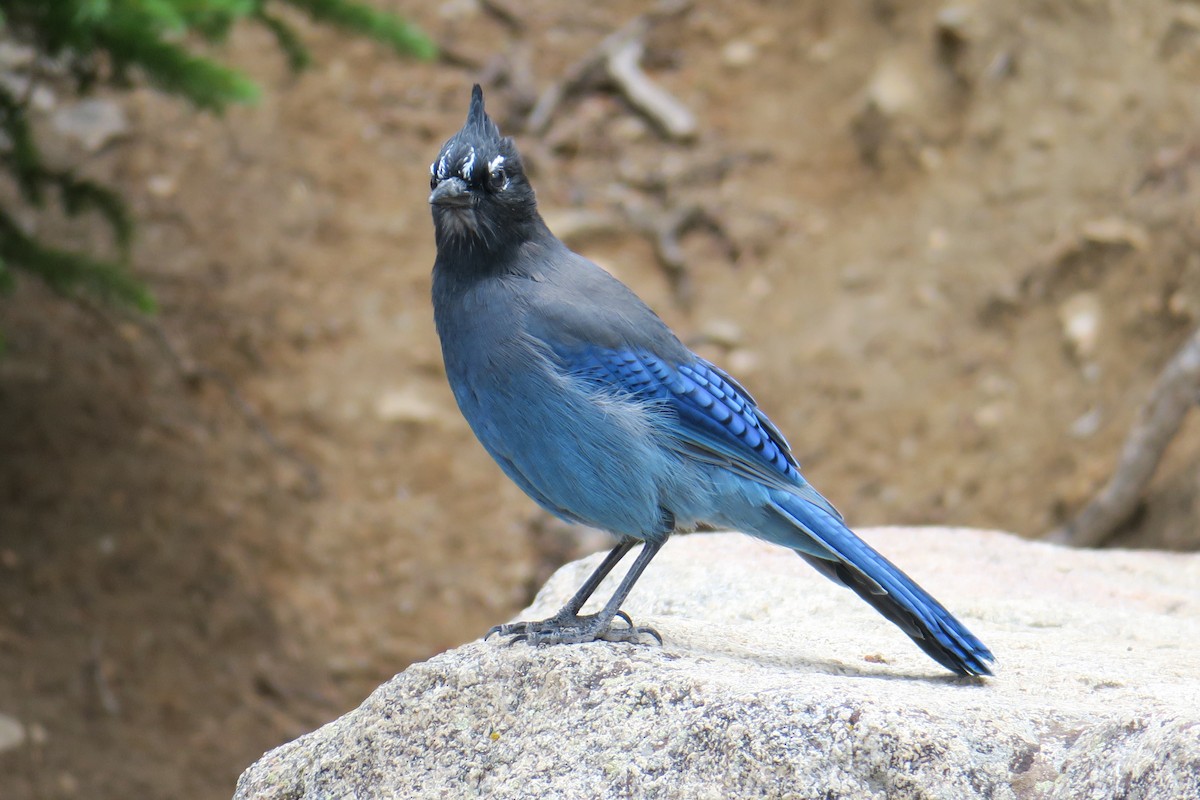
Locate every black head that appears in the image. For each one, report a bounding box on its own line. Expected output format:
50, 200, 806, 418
429, 85, 538, 252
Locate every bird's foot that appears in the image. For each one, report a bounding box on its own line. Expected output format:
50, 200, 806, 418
486, 609, 661, 646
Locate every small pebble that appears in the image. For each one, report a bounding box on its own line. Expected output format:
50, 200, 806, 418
1059, 292, 1102, 359
722, 40, 758, 69
51, 98, 127, 151
0, 714, 25, 754
1069, 408, 1103, 439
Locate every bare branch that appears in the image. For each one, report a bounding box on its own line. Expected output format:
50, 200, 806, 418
1049, 325, 1200, 547
478, 0, 525, 33
605, 36, 697, 142
613, 190, 735, 310
526, 0, 695, 140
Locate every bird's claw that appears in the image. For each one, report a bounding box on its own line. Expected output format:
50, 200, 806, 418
484, 623, 507, 641
634, 625, 663, 646
484, 611, 660, 647
596, 623, 662, 645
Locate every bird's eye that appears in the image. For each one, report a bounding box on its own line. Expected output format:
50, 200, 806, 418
430, 174, 438, 190
488, 167, 507, 192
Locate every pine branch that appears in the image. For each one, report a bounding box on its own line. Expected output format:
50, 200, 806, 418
0, 256, 15, 294
254, 9, 313, 71
0, 210, 155, 311
0, 0, 434, 319
0, 85, 46, 203
96, 12, 261, 110
48, 170, 135, 256
280, 0, 437, 60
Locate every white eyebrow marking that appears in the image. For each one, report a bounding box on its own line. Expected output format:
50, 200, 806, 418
488, 154, 506, 173
459, 146, 476, 180
436, 154, 449, 180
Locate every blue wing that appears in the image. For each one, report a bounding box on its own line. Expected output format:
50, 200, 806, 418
556, 346, 843, 520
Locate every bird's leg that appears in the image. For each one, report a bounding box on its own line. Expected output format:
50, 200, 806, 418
488, 538, 665, 646
556, 538, 639, 618
487, 539, 634, 641
570, 537, 664, 644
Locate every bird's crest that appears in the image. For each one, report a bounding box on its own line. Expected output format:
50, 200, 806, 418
465, 84, 501, 141
431, 85, 506, 187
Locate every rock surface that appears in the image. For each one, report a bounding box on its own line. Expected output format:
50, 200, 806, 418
234, 529, 1200, 800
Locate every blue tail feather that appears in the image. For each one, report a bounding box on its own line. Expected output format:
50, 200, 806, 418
767, 492, 994, 677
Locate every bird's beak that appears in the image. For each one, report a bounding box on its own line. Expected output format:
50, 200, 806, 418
429, 177, 473, 208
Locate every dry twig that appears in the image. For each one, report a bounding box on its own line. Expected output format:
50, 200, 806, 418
1134, 142, 1200, 193
478, 0, 525, 33
85, 636, 120, 717
526, 0, 696, 140
1049, 325, 1200, 547
547, 195, 735, 312
619, 199, 734, 310
605, 35, 697, 141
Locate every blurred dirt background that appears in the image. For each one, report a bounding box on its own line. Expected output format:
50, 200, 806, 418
2, 1, 1200, 797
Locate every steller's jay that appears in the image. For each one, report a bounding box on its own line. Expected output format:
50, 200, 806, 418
429, 86, 993, 676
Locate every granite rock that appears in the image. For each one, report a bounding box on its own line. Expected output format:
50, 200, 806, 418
235, 528, 1200, 800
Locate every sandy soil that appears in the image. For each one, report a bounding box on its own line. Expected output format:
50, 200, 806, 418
2, 2, 1199, 797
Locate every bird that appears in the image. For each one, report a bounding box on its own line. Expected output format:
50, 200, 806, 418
428, 85, 994, 677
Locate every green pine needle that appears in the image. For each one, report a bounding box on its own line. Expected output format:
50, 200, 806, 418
281, 0, 438, 60
97, 21, 262, 110
0, 256, 14, 295
255, 9, 312, 71
0, 211, 156, 312
49, 172, 135, 255
0, 0, 436, 320
0, 87, 48, 205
